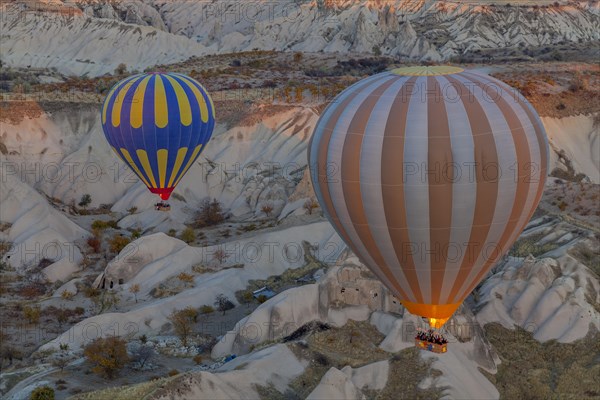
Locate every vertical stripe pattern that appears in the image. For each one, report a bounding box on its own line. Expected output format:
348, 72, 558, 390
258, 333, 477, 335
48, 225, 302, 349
101, 72, 215, 200
308, 66, 549, 324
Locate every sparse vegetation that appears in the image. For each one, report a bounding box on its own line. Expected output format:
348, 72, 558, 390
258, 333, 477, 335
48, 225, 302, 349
199, 305, 215, 315
30, 385, 55, 400
509, 231, 559, 257
303, 198, 319, 215
23, 305, 41, 324
87, 236, 101, 253
261, 202, 274, 217
194, 198, 226, 228
177, 272, 194, 286
91, 290, 120, 313
368, 348, 445, 400
240, 291, 254, 308
129, 344, 154, 370
78, 194, 92, 210
481, 323, 600, 400
569, 242, 600, 277
114, 63, 128, 76
83, 336, 129, 379
61, 289, 75, 301
235, 241, 325, 302
179, 227, 195, 244
213, 248, 229, 265
168, 308, 197, 346
109, 235, 131, 254
129, 283, 140, 303
214, 293, 234, 315
191, 264, 210, 274
91, 220, 119, 231
257, 294, 268, 304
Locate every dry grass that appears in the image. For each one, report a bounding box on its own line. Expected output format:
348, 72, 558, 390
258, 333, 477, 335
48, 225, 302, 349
491, 66, 600, 118
266, 320, 444, 400
509, 231, 558, 257
481, 323, 600, 400
569, 242, 600, 278
365, 348, 445, 400
305, 320, 388, 368
69, 376, 174, 400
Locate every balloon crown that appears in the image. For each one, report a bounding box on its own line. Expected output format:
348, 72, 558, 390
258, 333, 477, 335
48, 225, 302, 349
390, 65, 464, 76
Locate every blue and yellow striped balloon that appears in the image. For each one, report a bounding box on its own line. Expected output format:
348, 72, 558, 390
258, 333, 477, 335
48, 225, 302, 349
101, 72, 215, 200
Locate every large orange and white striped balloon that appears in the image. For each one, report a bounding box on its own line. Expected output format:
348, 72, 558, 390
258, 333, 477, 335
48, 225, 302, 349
308, 66, 549, 328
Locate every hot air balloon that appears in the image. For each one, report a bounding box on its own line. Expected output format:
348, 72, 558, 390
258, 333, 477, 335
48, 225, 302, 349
308, 65, 549, 329
101, 72, 215, 209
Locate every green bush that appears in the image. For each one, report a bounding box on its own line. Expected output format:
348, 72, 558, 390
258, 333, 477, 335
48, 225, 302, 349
30, 386, 55, 400
179, 228, 195, 244
91, 220, 119, 231
199, 305, 215, 314
109, 235, 131, 253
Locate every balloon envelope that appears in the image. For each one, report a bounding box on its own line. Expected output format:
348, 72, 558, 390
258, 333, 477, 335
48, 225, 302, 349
101, 72, 215, 200
308, 66, 549, 328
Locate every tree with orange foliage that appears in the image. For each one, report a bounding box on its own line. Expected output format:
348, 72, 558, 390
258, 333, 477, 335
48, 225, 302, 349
83, 336, 129, 379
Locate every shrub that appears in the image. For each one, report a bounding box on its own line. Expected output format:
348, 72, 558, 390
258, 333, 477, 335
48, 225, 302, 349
127, 206, 138, 214
87, 237, 101, 253
83, 336, 129, 379
82, 286, 100, 298
168, 369, 179, 376
179, 227, 195, 244
91, 290, 120, 313
109, 235, 131, 253
61, 290, 74, 301
214, 293, 235, 315
55, 308, 69, 327
194, 199, 225, 227
19, 284, 45, 299
213, 248, 229, 265
130, 344, 154, 370
303, 198, 319, 215
114, 63, 127, 76
23, 305, 41, 324
261, 203, 274, 217
1, 344, 22, 366
192, 264, 210, 274
30, 386, 55, 400
220, 229, 231, 238
199, 305, 215, 315
91, 220, 118, 231
257, 294, 268, 304
241, 291, 254, 307
177, 272, 194, 285
181, 306, 199, 323
569, 72, 588, 92
78, 194, 91, 209
167, 229, 177, 237
193, 354, 203, 365
129, 283, 140, 303
168, 309, 195, 346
